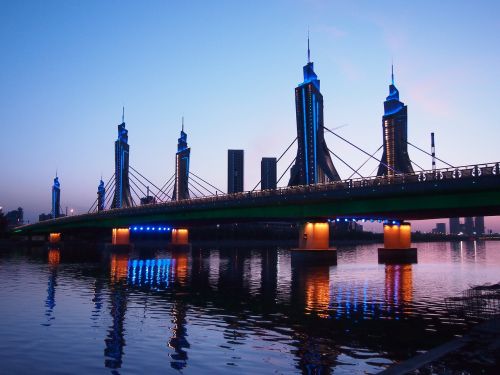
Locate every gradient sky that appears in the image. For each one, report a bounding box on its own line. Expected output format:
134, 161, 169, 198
1, 0, 499, 231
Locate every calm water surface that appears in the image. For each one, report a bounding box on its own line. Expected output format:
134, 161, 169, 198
1, 241, 499, 374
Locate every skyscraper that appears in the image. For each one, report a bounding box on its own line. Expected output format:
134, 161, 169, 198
173, 120, 191, 201
111, 111, 133, 208
52, 175, 61, 219
377, 66, 414, 176
97, 179, 105, 212
449, 217, 461, 234
261, 157, 277, 190
228, 149, 244, 193
475, 216, 485, 235
288, 37, 340, 186
464, 217, 474, 235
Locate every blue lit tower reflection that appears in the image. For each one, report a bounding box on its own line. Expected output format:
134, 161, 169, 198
377, 66, 413, 176
43, 249, 60, 325
172, 118, 190, 201
51, 175, 61, 218
288, 37, 341, 186
97, 179, 105, 212
111, 109, 133, 208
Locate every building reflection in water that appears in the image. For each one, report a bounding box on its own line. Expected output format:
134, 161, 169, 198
43, 249, 60, 326
168, 302, 190, 370
450, 241, 487, 263
104, 254, 129, 370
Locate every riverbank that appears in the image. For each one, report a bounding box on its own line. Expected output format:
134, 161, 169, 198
381, 318, 500, 374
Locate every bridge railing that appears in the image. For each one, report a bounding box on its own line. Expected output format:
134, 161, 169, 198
26, 162, 500, 228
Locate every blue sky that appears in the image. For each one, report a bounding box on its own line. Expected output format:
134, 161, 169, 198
1, 0, 499, 231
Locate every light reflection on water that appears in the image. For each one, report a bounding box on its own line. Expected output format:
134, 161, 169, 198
0, 241, 499, 374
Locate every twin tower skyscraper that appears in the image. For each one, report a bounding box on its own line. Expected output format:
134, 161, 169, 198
107, 38, 413, 210
288, 38, 413, 186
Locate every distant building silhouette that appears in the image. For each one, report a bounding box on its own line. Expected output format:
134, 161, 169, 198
377, 66, 413, 176
289, 37, 340, 186
475, 216, 485, 235
39, 213, 52, 222
449, 217, 485, 235
112, 111, 133, 208
173, 120, 190, 201
52, 175, 61, 218
449, 217, 461, 234
432, 223, 446, 234
228, 149, 244, 193
464, 217, 474, 236
261, 157, 277, 190
5, 207, 23, 228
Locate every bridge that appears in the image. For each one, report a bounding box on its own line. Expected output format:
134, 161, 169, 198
12, 43, 500, 261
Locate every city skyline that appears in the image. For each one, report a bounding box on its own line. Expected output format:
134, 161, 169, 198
1, 1, 499, 231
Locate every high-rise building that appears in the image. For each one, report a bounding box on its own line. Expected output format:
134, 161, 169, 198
449, 217, 461, 234
112, 111, 133, 208
228, 149, 244, 193
5, 207, 23, 227
261, 157, 277, 190
173, 120, 190, 201
52, 175, 61, 218
97, 179, 105, 212
464, 217, 474, 235
288, 38, 340, 186
432, 223, 446, 234
377, 66, 413, 176
475, 216, 485, 235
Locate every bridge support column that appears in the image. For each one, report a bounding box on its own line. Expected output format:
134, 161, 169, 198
378, 222, 417, 264
49, 233, 61, 244
292, 222, 336, 265
170, 228, 191, 250
111, 228, 130, 246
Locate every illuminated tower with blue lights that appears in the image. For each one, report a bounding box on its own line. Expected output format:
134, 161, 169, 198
172, 118, 190, 201
288, 37, 340, 186
111, 109, 133, 208
377, 66, 413, 176
97, 179, 106, 212
52, 175, 61, 218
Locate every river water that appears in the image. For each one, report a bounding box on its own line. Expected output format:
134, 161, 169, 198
0, 241, 499, 374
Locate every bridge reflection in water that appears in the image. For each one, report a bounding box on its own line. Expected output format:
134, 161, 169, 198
36, 245, 452, 373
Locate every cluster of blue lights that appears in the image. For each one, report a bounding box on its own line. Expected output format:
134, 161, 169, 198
327, 218, 401, 225
129, 226, 172, 232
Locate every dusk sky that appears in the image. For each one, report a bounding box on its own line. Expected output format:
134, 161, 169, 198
1, 0, 499, 231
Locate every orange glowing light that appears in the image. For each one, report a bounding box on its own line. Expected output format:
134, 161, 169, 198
112, 228, 130, 245
49, 233, 61, 243
299, 222, 329, 250
171, 228, 189, 245
48, 249, 60, 265
110, 254, 129, 282
304, 266, 330, 318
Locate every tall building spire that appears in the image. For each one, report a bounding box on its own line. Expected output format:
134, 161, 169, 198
391, 63, 394, 85
182, 116, 184, 132
307, 29, 311, 63
122, 106, 125, 124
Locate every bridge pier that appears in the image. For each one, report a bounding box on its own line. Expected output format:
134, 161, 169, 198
49, 233, 61, 244
378, 222, 417, 264
170, 228, 191, 250
291, 222, 336, 265
111, 228, 131, 246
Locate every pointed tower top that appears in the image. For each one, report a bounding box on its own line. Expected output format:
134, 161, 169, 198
307, 29, 311, 63
391, 63, 394, 85
182, 116, 184, 132
122, 106, 125, 124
